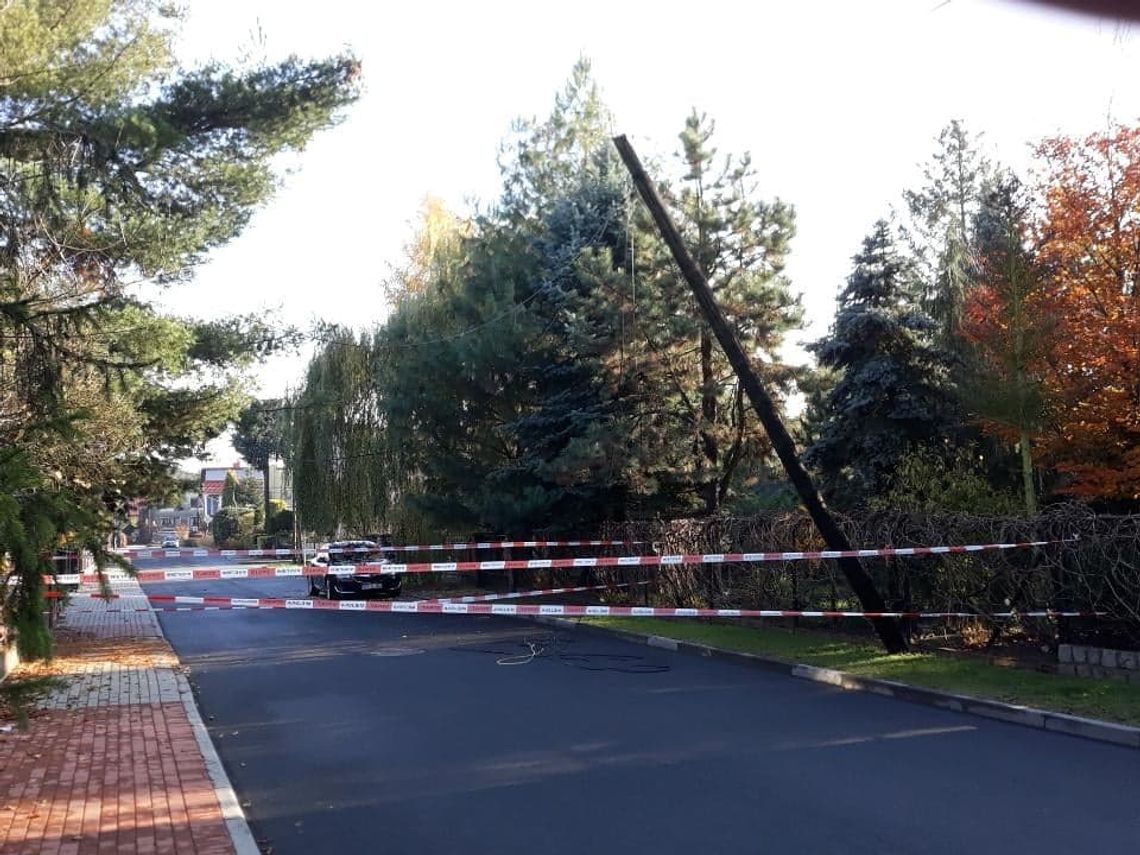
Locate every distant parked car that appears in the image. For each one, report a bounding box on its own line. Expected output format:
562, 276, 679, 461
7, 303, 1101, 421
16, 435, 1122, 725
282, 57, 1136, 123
161, 538, 179, 549
307, 539, 400, 599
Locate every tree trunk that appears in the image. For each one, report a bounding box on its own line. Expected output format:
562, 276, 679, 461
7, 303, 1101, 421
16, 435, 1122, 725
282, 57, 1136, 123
699, 326, 719, 513
717, 386, 747, 506
1019, 430, 1037, 516
263, 462, 272, 534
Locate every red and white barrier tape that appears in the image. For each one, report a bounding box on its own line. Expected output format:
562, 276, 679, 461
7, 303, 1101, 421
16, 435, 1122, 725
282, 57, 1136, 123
113, 539, 640, 559
51, 579, 652, 606
47, 566, 305, 584
50, 537, 1071, 585
433, 580, 649, 604
49, 580, 649, 604
373, 539, 640, 553
65, 606, 291, 613
52, 594, 1104, 619
114, 547, 300, 558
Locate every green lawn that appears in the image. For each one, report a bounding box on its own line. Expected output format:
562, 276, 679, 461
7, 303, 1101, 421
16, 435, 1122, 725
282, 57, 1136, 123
586, 618, 1140, 727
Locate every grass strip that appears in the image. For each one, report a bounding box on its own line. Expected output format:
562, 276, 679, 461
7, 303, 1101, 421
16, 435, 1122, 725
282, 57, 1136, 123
586, 618, 1140, 727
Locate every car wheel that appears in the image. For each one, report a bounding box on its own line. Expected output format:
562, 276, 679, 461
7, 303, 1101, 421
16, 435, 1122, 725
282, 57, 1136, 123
326, 576, 339, 600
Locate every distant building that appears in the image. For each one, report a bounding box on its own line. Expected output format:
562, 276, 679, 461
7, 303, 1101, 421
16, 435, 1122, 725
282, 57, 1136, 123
135, 504, 204, 545
200, 461, 291, 520
200, 465, 239, 519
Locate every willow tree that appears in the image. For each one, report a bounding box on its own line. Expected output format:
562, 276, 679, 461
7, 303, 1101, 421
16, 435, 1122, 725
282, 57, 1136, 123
288, 330, 389, 537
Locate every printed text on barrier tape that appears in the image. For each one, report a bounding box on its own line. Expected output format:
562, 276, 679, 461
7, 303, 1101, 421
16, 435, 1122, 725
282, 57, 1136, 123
48, 538, 1071, 585
53, 595, 1103, 619
113, 539, 642, 558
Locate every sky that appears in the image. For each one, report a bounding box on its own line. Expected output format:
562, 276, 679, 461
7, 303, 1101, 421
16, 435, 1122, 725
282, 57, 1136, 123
155, 0, 1140, 466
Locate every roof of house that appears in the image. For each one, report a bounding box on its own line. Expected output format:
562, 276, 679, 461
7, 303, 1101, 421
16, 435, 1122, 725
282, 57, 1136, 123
202, 480, 226, 495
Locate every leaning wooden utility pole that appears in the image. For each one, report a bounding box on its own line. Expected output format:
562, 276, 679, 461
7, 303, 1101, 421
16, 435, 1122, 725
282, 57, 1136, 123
613, 134, 908, 654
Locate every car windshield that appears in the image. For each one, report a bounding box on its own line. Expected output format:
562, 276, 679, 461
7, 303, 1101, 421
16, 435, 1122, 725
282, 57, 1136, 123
326, 542, 383, 566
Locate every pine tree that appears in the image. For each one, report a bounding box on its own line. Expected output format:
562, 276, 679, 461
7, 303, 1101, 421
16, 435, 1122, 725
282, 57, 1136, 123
233, 398, 287, 525
794, 364, 840, 451
287, 75, 802, 533
499, 57, 612, 227
359, 61, 624, 535
804, 221, 959, 504
502, 169, 635, 528
0, 0, 359, 656
904, 120, 993, 348
633, 112, 802, 513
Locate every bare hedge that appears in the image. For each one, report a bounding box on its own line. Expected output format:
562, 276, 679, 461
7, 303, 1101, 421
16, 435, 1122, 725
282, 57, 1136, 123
591, 504, 1140, 647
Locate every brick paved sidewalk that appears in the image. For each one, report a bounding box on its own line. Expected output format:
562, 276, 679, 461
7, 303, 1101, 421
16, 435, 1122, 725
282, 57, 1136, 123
0, 581, 249, 855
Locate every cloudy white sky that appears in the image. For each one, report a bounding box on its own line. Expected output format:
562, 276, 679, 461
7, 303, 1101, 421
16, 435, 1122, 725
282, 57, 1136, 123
157, 0, 1139, 465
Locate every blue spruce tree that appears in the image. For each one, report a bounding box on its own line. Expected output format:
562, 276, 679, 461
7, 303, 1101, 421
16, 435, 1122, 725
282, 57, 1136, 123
803, 221, 959, 506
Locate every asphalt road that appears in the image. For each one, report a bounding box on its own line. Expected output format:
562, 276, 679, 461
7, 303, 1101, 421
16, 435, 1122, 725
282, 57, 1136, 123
143, 569, 1140, 855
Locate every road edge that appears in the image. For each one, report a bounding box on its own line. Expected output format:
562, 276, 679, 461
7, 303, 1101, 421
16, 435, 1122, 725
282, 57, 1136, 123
534, 617, 1140, 750
152, 613, 261, 855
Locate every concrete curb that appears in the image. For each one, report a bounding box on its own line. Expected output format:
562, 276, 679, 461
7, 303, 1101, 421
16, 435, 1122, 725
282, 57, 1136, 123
151, 605, 261, 855
175, 672, 261, 855
534, 617, 1140, 751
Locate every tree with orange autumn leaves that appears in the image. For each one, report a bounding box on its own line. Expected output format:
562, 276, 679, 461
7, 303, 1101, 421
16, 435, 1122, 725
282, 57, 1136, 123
961, 175, 1053, 514
1034, 126, 1140, 503
965, 125, 1140, 505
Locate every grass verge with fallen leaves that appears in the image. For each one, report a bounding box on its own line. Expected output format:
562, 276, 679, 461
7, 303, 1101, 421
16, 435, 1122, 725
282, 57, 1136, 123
585, 618, 1140, 726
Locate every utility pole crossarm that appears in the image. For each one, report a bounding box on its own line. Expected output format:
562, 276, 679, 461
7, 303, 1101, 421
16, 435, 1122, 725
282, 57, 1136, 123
612, 133, 907, 653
